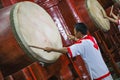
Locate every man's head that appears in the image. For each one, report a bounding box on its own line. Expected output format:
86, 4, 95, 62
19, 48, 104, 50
74, 23, 88, 38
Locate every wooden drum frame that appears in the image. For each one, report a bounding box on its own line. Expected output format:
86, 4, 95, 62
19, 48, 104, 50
0, 1, 62, 76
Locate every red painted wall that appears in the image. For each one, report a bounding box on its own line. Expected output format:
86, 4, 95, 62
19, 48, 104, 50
1, 0, 34, 7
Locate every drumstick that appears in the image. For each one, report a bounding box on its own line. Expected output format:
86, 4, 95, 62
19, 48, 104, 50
29, 45, 45, 50
110, 5, 114, 16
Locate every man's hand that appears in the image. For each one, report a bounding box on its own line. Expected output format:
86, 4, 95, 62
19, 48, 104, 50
43, 47, 53, 52
67, 34, 79, 41
67, 34, 75, 40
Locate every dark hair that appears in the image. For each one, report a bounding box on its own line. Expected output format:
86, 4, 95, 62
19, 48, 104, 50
74, 23, 88, 35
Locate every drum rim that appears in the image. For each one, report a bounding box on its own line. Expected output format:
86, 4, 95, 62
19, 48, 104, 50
10, 1, 61, 63
10, 2, 37, 62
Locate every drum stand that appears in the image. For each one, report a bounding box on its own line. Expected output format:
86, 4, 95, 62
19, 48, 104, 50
1, 54, 91, 80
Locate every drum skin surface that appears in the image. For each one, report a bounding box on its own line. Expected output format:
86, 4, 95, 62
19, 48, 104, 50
0, 1, 62, 76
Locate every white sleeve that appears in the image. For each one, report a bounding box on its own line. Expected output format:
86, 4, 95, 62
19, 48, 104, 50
67, 43, 84, 58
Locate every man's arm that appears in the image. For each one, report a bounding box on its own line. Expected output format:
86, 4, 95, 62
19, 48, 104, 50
109, 5, 119, 20
111, 13, 119, 20
101, 9, 118, 24
44, 47, 68, 54
29, 45, 68, 54
105, 16, 118, 23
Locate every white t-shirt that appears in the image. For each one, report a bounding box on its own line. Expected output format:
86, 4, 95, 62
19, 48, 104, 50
67, 35, 110, 79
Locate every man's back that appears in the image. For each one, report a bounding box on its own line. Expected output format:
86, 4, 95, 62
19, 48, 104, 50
68, 35, 111, 79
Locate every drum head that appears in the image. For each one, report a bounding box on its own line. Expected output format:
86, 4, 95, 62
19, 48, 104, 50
86, 0, 110, 31
10, 1, 62, 63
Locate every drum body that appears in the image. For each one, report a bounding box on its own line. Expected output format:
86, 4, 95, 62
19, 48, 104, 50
0, 1, 62, 76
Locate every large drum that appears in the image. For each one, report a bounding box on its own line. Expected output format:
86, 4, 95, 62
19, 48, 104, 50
86, 0, 110, 32
0, 1, 62, 76
63, 0, 111, 33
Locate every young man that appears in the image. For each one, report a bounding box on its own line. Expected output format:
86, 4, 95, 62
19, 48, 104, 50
38, 23, 113, 80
